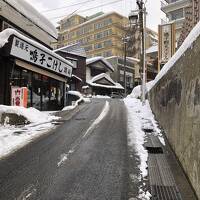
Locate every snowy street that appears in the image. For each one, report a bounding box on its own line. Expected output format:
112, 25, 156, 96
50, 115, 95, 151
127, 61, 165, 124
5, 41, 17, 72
0, 98, 131, 200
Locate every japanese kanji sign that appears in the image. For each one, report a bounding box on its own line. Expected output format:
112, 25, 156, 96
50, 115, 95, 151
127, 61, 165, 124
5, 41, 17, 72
11, 87, 28, 107
10, 37, 72, 77
158, 23, 176, 71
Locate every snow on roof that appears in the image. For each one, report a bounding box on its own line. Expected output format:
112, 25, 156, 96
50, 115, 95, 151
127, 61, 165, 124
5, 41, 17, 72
64, 12, 125, 32
146, 45, 158, 54
126, 57, 140, 63
5, 0, 57, 38
86, 56, 114, 71
0, 28, 73, 67
68, 90, 83, 98
54, 43, 87, 57
149, 19, 200, 91
72, 74, 82, 82
87, 73, 124, 89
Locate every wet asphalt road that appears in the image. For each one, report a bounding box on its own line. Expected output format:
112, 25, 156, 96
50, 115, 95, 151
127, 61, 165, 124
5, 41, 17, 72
0, 98, 128, 200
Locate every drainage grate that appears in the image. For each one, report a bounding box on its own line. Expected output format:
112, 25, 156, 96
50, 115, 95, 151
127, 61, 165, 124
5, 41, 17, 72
75, 117, 86, 121
142, 128, 154, 133
146, 146, 163, 154
151, 185, 182, 200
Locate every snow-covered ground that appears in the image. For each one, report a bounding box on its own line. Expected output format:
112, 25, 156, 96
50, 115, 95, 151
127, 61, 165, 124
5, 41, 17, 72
124, 95, 165, 199
0, 106, 59, 158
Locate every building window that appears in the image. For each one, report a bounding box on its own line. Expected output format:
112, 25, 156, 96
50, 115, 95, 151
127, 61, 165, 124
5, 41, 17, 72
104, 40, 112, 47
170, 8, 183, 20
84, 45, 93, 51
94, 18, 112, 30
103, 51, 112, 57
94, 42, 103, 49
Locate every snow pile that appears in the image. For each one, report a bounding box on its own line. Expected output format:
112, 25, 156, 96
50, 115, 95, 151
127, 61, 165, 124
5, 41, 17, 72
63, 91, 91, 111
0, 105, 58, 124
0, 105, 60, 158
129, 81, 155, 98
124, 97, 164, 176
0, 122, 57, 158
92, 95, 111, 99
149, 19, 200, 91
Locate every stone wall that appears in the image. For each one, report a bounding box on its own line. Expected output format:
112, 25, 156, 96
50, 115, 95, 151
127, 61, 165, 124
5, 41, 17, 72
149, 34, 200, 198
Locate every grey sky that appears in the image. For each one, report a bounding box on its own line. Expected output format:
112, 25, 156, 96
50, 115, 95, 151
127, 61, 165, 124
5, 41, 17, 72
26, 0, 165, 32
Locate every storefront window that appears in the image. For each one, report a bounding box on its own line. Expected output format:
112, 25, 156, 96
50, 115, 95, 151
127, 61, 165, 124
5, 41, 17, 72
9, 65, 65, 111
10, 66, 21, 86
32, 73, 42, 110
41, 75, 50, 111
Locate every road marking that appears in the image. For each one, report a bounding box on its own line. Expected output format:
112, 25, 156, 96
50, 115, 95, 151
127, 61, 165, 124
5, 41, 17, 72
16, 184, 37, 200
57, 149, 74, 167
83, 101, 110, 138
57, 101, 110, 167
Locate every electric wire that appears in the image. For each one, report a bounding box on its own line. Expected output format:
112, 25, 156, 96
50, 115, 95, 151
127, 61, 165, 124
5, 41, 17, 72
49, 0, 123, 20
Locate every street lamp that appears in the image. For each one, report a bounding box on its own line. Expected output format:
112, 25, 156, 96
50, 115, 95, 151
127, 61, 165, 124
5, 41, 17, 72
129, 0, 146, 105
122, 36, 130, 96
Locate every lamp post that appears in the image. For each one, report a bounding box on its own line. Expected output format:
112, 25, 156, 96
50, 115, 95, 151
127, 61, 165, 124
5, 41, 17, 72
122, 36, 130, 96
129, 0, 146, 105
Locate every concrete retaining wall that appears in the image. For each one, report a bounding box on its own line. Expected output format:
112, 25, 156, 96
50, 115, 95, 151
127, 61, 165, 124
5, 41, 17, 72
149, 35, 200, 198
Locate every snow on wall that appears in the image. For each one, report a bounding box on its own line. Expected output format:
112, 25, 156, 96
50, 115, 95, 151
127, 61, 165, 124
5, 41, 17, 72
4, 0, 57, 38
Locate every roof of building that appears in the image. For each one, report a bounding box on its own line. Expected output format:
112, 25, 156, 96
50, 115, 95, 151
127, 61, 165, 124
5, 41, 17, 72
54, 43, 87, 57
4, 0, 57, 39
86, 56, 114, 71
146, 45, 158, 54
87, 73, 124, 89
60, 11, 127, 32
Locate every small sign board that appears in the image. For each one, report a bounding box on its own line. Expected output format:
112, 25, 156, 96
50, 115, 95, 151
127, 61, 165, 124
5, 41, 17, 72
11, 87, 28, 107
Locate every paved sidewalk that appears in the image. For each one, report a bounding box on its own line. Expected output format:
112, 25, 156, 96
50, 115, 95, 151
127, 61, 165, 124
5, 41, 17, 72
144, 129, 197, 200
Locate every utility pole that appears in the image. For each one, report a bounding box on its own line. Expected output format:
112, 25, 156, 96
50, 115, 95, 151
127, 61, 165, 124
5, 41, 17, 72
123, 38, 127, 96
137, 0, 146, 105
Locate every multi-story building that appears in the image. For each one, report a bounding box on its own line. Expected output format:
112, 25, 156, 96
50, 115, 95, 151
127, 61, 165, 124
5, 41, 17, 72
161, 0, 192, 46
178, 0, 200, 46
56, 12, 128, 58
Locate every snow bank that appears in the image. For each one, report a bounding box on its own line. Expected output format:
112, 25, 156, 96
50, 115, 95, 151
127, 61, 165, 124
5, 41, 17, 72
62, 91, 91, 111
92, 95, 111, 99
124, 97, 164, 177
129, 81, 155, 98
149, 19, 200, 91
0, 105, 58, 124
0, 105, 59, 158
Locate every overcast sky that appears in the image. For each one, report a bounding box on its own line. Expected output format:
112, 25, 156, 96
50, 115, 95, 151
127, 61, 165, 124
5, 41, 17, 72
26, 0, 165, 32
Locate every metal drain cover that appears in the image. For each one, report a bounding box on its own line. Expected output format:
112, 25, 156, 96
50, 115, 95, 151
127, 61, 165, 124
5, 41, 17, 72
146, 146, 163, 154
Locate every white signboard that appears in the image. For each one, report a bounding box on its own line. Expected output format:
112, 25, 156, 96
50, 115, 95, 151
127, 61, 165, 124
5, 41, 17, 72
159, 23, 175, 65
10, 37, 72, 77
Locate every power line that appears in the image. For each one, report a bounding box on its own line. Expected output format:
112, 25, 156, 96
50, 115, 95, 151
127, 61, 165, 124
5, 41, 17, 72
41, 0, 95, 13
49, 0, 123, 20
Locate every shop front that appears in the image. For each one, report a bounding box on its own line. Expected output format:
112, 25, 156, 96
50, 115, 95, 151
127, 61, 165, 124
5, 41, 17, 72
0, 30, 73, 111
